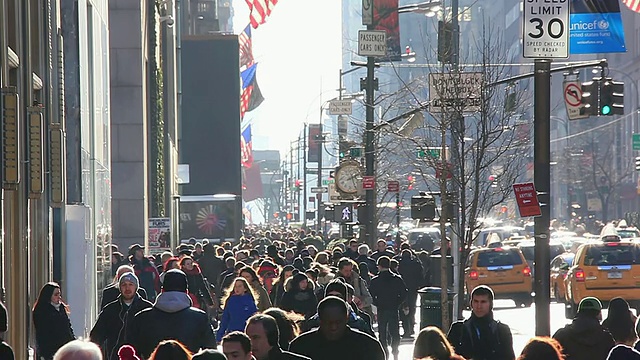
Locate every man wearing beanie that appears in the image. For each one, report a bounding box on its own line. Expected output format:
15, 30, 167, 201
90, 272, 152, 360
553, 296, 615, 360
0, 300, 15, 360
127, 269, 216, 358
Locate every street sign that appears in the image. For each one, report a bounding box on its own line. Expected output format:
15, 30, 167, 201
362, 0, 373, 25
563, 80, 587, 120
512, 182, 542, 217
328, 100, 353, 115
522, 0, 570, 59
322, 179, 334, 186
362, 175, 375, 190
387, 180, 400, 192
310, 187, 328, 193
429, 72, 483, 113
633, 134, 640, 151
417, 147, 449, 160
358, 30, 387, 57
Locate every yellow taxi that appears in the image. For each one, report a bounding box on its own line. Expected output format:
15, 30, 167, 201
564, 236, 640, 318
550, 252, 575, 303
465, 246, 533, 307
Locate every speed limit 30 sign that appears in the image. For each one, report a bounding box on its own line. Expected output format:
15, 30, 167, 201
523, 0, 569, 58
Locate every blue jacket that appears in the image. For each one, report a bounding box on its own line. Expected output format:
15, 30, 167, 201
216, 294, 257, 342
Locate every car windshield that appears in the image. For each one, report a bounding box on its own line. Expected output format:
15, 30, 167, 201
409, 231, 439, 244
519, 246, 534, 262
617, 230, 639, 239
477, 249, 523, 267
584, 245, 640, 266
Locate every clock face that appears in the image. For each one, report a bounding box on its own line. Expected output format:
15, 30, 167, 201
336, 164, 361, 194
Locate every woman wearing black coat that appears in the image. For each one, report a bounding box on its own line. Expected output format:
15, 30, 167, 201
33, 282, 75, 360
280, 273, 318, 319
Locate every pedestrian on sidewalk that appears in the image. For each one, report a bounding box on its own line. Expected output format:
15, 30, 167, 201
33, 282, 76, 360
52, 340, 101, 360
217, 278, 259, 343
602, 297, 638, 346
245, 314, 310, 360
101, 265, 148, 310
369, 256, 408, 360
413, 326, 465, 360
517, 337, 563, 360
148, 339, 192, 360
553, 296, 614, 360
447, 285, 515, 360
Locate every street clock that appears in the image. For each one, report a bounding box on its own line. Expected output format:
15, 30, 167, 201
334, 161, 362, 195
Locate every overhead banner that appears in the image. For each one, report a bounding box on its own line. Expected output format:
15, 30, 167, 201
570, 0, 626, 54
373, 0, 401, 61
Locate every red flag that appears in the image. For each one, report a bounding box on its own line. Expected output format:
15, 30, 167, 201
245, 0, 279, 29
623, 0, 640, 13
243, 163, 264, 202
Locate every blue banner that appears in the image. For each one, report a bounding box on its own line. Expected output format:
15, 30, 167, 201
570, 0, 626, 54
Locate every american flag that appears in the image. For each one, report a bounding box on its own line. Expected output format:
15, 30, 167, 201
239, 24, 254, 68
240, 63, 264, 119
241, 124, 254, 168
245, 0, 279, 29
623, 0, 640, 13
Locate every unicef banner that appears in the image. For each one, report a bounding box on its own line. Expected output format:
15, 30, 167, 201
570, 0, 626, 54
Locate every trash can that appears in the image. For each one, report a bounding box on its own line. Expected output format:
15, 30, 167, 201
418, 287, 455, 330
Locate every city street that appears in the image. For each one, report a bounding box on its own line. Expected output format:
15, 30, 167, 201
394, 300, 574, 359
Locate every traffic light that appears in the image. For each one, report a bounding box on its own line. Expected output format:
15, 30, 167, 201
489, 175, 498, 188
334, 204, 353, 223
600, 78, 624, 116
635, 157, 640, 172
407, 175, 415, 190
580, 79, 600, 116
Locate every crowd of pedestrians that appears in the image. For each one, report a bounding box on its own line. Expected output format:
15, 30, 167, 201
6, 227, 640, 359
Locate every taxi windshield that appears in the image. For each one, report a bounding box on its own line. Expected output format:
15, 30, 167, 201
477, 249, 523, 267
584, 246, 640, 266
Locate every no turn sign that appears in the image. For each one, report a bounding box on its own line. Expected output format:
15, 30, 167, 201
563, 80, 587, 120
523, 0, 569, 58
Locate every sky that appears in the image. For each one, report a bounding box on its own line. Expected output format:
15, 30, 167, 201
233, 0, 343, 156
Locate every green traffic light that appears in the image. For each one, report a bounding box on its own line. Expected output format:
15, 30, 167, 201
601, 105, 612, 115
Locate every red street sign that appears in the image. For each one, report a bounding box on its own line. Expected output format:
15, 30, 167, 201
512, 182, 542, 217
362, 176, 375, 190
435, 162, 453, 179
387, 180, 400, 192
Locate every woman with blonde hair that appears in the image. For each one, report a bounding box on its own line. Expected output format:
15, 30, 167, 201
239, 266, 272, 311
413, 326, 465, 360
149, 340, 192, 360
216, 277, 258, 343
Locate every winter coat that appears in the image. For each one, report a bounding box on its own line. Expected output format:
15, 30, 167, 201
251, 281, 272, 311
183, 264, 214, 309
448, 313, 515, 360
280, 284, 318, 319
33, 303, 75, 360
369, 269, 408, 310
553, 315, 615, 360
289, 327, 385, 360
127, 291, 216, 358
355, 255, 378, 275
337, 274, 373, 309
130, 256, 161, 300
198, 252, 225, 288
398, 255, 424, 291
607, 344, 640, 360
90, 295, 153, 360
270, 281, 287, 306
100, 283, 148, 310
267, 345, 311, 360
216, 293, 258, 342
303, 304, 375, 337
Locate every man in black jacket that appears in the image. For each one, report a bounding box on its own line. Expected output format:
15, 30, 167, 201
397, 249, 424, 338
369, 256, 408, 360
245, 314, 310, 360
447, 285, 515, 360
289, 297, 385, 360
128, 269, 217, 358
552, 296, 615, 360
198, 243, 225, 289
90, 273, 152, 360
355, 244, 378, 275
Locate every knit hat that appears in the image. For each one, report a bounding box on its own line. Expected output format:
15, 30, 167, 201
162, 269, 189, 292
118, 345, 141, 360
258, 260, 277, 276
324, 280, 347, 300
119, 273, 139, 289
578, 296, 602, 312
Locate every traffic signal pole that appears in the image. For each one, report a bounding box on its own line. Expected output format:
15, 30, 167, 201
363, 24, 377, 247
534, 59, 552, 336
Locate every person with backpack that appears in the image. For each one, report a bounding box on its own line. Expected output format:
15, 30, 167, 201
447, 285, 515, 360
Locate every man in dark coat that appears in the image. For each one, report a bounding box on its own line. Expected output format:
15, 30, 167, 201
198, 243, 225, 289
90, 273, 152, 360
344, 239, 360, 260
289, 297, 385, 360
553, 296, 615, 360
448, 285, 515, 360
245, 314, 310, 360
369, 256, 408, 360
371, 239, 395, 260
128, 244, 161, 300
127, 269, 216, 358
355, 244, 378, 276
100, 265, 148, 310
397, 249, 424, 338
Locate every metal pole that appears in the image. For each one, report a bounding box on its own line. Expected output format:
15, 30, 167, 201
364, 38, 376, 247
316, 123, 323, 235
303, 123, 307, 227
439, 127, 450, 332
534, 59, 551, 336
395, 192, 400, 243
